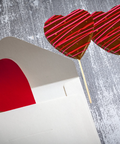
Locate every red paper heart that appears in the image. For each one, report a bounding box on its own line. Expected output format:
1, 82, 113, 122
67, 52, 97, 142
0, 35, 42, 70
92, 5, 120, 54
0, 59, 36, 112
44, 9, 94, 60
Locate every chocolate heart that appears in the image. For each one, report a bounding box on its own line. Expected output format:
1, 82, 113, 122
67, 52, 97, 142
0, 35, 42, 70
44, 9, 94, 60
0, 59, 36, 112
91, 5, 120, 54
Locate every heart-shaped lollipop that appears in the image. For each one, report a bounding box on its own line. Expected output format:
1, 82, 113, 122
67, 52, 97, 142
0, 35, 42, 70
44, 9, 94, 103
0, 59, 36, 112
44, 9, 94, 60
91, 5, 120, 54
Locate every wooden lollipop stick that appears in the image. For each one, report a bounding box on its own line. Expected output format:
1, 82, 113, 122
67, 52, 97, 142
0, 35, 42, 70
78, 60, 92, 103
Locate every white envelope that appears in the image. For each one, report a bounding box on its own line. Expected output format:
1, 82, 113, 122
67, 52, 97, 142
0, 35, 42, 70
0, 37, 101, 144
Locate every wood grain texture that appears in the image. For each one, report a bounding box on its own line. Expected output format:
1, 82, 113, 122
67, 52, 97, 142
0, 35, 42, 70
0, 0, 120, 143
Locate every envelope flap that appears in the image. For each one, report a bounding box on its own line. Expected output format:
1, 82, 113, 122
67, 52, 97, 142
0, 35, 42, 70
0, 37, 78, 88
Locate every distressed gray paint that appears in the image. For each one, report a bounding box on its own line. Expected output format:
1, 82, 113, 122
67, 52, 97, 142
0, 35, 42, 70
0, 0, 120, 143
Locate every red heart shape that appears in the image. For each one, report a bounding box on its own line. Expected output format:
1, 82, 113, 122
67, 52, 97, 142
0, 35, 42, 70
44, 9, 94, 60
0, 59, 36, 112
92, 5, 120, 54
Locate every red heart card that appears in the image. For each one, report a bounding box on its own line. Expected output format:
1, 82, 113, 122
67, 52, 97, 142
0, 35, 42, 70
0, 59, 36, 112
92, 5, 120, 54
44, 9, 94, 60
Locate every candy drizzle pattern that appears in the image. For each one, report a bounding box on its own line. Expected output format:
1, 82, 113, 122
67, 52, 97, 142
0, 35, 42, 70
44, 9, 94, 59
92, 5, 120, 54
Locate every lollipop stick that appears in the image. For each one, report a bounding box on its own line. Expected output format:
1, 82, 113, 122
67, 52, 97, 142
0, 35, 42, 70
78, 60, 92, 103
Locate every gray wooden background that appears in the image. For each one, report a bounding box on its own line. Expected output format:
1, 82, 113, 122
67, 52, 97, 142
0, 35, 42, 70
0, 0, 120, 143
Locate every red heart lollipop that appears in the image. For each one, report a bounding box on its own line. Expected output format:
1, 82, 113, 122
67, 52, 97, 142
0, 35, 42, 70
91, 5, 120, 54
44, 9, 94, 60
44, 9, 94, 103
0, 59, 36, 112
